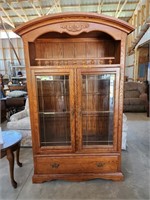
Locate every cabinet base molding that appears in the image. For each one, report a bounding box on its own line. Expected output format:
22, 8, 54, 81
32, 172, 124, 183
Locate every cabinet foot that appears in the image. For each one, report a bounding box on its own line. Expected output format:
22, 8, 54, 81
32, 172, 124, 183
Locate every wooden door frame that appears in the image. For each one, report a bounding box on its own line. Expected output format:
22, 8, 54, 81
76, 67, 120, 153
29, 68, 76, 154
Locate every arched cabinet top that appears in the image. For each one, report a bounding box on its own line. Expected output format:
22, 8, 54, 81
14, 12, 134, 41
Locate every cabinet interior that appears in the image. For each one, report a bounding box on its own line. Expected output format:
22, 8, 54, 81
29, 31, 120, 66
36, 73, 115, 147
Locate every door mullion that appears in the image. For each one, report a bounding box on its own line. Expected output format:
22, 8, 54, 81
75, 69, 83, 151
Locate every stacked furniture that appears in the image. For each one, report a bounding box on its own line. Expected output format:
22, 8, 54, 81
124, 81, 148, 112
2, 84, 27, 119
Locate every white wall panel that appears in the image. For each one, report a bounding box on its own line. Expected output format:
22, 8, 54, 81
0, 38, 24, 75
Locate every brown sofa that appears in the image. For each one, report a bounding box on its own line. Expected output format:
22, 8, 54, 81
123, 81, 148, 112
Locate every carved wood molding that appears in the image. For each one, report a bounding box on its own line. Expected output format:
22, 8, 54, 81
60, 22, 89, 32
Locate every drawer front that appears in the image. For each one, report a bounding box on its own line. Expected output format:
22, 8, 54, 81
35, 156, 119, 174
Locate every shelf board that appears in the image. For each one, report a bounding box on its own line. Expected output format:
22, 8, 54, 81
82, 111, 113, 114
3, 76, 26, 80
30, 64, 121, 68
12, 65, 25, 68
38, 94, 69, 97
12, 76, 26, 79
39, 111, 70, 115
82, 92, 109, 95
35, 57, 115, 61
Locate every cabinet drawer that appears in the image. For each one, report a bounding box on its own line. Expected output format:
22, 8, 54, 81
35, 156, 118, 174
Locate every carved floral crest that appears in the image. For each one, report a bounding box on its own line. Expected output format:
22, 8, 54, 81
60, 22, 89, 32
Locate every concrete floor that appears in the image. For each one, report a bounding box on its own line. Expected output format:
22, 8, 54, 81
0, 113, 150, 200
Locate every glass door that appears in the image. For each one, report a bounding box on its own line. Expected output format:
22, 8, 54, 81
34, 70, 75, 152
77, 69, 119, 152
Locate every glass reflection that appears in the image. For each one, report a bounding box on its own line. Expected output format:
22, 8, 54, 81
36, 75, 71, 146
82, 74, 115, 146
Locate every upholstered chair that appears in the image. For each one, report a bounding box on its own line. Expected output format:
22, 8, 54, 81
7, 98, 32, 146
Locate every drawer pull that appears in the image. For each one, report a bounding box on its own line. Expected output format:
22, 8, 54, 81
51, 163, 60, 168
96, 162, 105, 167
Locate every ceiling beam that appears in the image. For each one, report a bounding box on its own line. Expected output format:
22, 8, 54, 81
54, 0, 61, 12
0, 16, 15, 28
130, 0, 142, 21
3, 0, 27, 22
1, 10, 133, 20
17, 0, 29, 21
116, 0, 128, 18
46, 4, 57, 15
0, 0, 140, 27
46, 0, 61, 15
0, 3, 15, 27
30, 1, 41, 17
1, 2, 138, 11
37, 0, 44, 15
97, 0, 104, 14
115, 0, 121, 17
78, 0, 81, 11
4, 0, 139, 6
0, 6, 136, 15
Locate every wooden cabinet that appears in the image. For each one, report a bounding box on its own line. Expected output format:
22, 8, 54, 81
14, 13, 133, 182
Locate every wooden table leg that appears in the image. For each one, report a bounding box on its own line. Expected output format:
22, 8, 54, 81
16, 143, 22, 167
6, 148, 17, 188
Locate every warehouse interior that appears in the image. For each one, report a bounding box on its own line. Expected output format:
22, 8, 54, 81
0, 1, 150, 199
